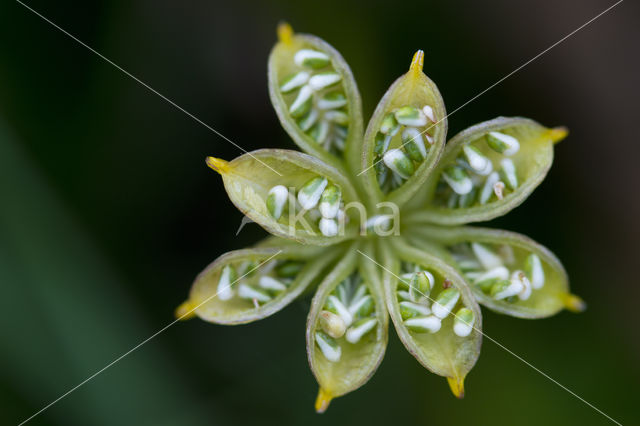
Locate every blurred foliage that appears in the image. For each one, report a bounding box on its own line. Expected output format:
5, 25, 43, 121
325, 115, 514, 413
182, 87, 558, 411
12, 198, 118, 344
1, 0, 638, 425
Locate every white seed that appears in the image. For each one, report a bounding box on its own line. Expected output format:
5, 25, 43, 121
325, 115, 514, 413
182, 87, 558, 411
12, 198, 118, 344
383, 149, 414, 179
432, 288, 461, 319
317, 92, 347, 110
324, 110, 349, 125
463, 145, 491, 174
315, 331, 341, 362
425, 132, 434, 145
492, 271, 525, 300
480, 172, 500, 204
312, 120, 330, 145
473, 266, 509, 283
472, 243, 503, 270
308, 72, 342, 90
402, 127, 427, 162
217, 265, 236, 301
422, 105, 436, 123
298, 108, 319, 131
443, 166, 473, 195
319, 310, 346, 339
238, 283, 271, 303
297, 177, 328, 210
348, 294, 373, 317
394, 106, 427, 127
526, 254, 545, 289
259, 276, 287, 292
500, 158, 518, 189
294, 49, 330, 68
319, 217, 338, 236
486, 131, 520, 156
319, 185, 341, 218
405, 315, 441, 333
288, 84, 313, 117
280, 71, 310, 93
266, 185, 288, 220
453, 307, 475, 337
327, 295, 353, 326
346, 318, 378, 343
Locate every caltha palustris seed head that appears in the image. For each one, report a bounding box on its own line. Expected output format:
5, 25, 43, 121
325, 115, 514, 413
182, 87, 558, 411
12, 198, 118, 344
176, 21, 584, 413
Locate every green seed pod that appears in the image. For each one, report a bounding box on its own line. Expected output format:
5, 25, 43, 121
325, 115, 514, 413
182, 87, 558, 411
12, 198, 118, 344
410, 117, 568, 225
180, 245, 334, 324
307, 245, 388, 412
383, 239, 481, 399
414, 225, 584, 318
269, 24, 363, 167
361, 50, 447, 206
206, 149, 358, 245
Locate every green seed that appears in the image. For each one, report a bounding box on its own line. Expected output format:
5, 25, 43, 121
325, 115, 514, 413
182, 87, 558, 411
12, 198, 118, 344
397, 290, 412, 301
298, 176, 328, 210
409, 271, 434, 301
442, 165, 473, 195
374, 133, 391, 156
315, 331, 341, 362
432, 288, 460, 319
500, 158, 518, 190
319, 184, 341, 219
289, 85, 313, 118
294, 49, 330, 69
383, 149, 414, 179
266, 185, 289, 220
317, 92, 347, 110
380, 113, 400, 136
525, 253, 545, 289
399, 301, 432, 320
319, 310, 347, 339
486, 131, 520, 156
280, 71, 310, 93
345, 318, 378, 343
453, 308, 475, 337
473, 266, 509, 292
275, 260, 304, 278
404, 315, 441, 333
402, 127, 427, 162
394, 106, 427, 127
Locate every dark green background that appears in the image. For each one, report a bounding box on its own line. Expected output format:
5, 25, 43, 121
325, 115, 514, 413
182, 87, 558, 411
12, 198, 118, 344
1, 0, 638, 425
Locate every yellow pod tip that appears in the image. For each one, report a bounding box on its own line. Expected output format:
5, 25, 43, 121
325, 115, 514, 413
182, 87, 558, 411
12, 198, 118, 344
314, 388, 333, 413
174, 300, 197, 320
277, 22, 294, 45
206, 156, 230, 174
564, 293, 587, 313
447, 376, 465, 399
547, 126, 569, 144
410, 50, 425, 75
